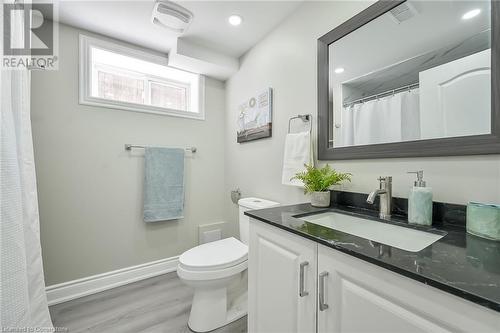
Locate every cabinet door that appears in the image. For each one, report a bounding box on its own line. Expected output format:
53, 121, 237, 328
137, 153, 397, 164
248, 219, 316, 333
317, 244, 499, 333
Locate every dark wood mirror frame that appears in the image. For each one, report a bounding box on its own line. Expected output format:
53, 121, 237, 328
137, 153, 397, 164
317, 0, 500, 160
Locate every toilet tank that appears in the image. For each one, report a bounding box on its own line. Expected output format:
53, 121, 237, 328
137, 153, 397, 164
238, 197, 280, 245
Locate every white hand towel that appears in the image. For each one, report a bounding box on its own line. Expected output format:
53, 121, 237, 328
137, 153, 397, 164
282, 132, 313, 187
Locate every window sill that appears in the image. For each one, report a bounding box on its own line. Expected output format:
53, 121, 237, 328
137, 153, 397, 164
79, 96, 205, 120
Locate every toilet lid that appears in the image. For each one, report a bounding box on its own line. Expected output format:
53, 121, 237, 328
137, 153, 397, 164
179, 237, 248, 271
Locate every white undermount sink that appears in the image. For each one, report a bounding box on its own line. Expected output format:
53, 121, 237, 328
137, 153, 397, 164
299, 212, 445, 252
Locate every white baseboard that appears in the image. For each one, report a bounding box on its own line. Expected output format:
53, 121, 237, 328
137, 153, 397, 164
46, 256, 179, 306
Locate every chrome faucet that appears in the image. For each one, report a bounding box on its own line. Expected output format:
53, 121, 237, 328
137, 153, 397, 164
367, 176, 392, 220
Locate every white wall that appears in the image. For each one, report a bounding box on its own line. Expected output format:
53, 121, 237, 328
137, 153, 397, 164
224, 0, 500, 223
31, 24, 227, 285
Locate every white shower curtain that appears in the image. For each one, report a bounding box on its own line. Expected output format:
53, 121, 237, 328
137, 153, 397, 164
353, 93, 403, 145
0, 65, 53, 333
401, 89, 421, 141
340, 89, 421, 146
0, 3, 53, 331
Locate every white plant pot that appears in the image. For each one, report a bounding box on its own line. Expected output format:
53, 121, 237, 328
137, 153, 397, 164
311, 191, 331, 208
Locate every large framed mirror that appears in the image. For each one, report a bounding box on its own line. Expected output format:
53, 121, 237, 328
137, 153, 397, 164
318, 0, 499, 160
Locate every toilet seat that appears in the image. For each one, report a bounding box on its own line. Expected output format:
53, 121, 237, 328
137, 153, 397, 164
178, 237, 248, 280
178, 260, 247, 281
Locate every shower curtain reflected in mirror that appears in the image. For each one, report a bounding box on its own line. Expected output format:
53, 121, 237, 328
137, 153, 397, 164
338, 90, 421, 147
0, 3, 53, 331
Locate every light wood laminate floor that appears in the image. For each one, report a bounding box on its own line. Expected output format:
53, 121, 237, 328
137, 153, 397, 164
49, 272, 247, 333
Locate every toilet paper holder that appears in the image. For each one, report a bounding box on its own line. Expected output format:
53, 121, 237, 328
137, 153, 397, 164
231, 189, 241, 204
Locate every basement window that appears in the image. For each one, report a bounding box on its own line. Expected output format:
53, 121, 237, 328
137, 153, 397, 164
79, 34, 204, 120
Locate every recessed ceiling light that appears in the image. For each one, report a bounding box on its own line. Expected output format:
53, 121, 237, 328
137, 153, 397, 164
228, 15, 243, 26
462, 9, 481, 20
334, 67, 345, 74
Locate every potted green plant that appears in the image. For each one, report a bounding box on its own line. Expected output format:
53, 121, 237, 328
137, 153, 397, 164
291, 164, 352, 207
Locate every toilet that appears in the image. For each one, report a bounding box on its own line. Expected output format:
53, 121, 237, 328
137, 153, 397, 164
177, 197, 280, 332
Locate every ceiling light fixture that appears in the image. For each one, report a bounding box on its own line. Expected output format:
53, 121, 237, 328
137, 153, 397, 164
334, 67, 345, 74
228, 15, 243, 26
462, 9, 481, 20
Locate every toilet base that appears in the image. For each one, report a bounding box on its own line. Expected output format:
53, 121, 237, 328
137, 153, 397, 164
188, 295, 247, 333
187, 273, 247, 333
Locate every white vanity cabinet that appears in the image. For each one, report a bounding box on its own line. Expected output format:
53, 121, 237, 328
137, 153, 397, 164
248, 219, 500, 333
248, 219, 317, 333
317, 244, 499, 333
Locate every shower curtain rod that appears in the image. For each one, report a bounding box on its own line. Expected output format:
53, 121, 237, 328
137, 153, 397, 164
124, 144, 197, 153
343, 82, 419, 108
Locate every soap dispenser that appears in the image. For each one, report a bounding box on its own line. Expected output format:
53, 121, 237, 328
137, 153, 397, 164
407, 171, 433, 226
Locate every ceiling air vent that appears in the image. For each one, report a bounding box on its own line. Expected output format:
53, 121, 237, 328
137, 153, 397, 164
152, 0, 194, 34
389, 2, 418, 24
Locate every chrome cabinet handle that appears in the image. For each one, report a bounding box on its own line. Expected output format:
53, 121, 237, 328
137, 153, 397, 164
299, 261, 309, 297
319, 271, 329, 311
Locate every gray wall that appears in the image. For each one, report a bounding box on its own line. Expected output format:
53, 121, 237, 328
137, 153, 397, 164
33, 2, 500, 286
224, 1, 500, 223
32, 24, 227, 285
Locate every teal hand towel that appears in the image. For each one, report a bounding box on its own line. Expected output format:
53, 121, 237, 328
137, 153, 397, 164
144, 147, 185, 222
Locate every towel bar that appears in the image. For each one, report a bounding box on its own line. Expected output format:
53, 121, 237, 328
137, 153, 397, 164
125, 144, 197, 153
288, 114, 312, 134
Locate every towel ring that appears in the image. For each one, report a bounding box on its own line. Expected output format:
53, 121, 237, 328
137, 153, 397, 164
288, 114, 312, 134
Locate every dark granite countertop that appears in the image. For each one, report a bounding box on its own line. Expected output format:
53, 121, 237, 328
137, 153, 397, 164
245, 201, 500, 313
